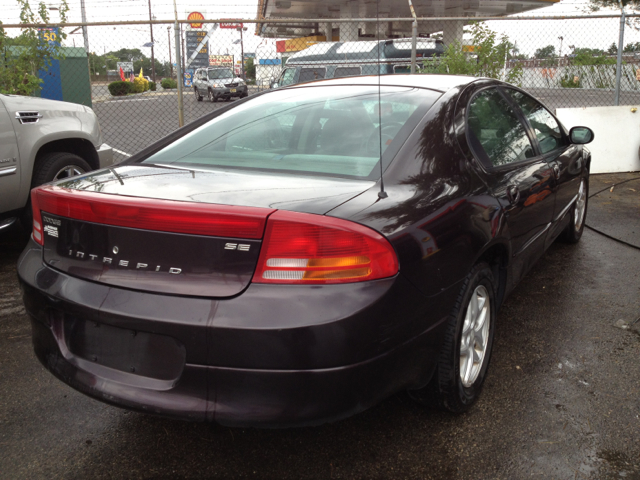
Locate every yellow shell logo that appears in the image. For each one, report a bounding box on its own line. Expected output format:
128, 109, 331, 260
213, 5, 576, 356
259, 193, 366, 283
187, 12, 204, 29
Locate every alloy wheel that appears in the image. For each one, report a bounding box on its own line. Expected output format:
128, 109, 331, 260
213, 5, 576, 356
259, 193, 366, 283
459, 285, 491, 387
574, 179, 587, 231
53, 165, 86, 181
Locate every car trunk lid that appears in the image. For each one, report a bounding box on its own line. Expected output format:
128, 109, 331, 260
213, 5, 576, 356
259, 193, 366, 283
33, 185, 275, 298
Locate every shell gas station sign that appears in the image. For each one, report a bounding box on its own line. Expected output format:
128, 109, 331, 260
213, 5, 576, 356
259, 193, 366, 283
187, 12, 204, 29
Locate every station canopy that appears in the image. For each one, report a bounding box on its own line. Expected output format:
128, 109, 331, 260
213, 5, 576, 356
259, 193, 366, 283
256, 0, 558, 39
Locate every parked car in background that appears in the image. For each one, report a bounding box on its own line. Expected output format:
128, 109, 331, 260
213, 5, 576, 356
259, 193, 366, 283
19, 75, 593, 427
270, 38, 444, 88
0, 94, 114, 231
193, 67, 248, 102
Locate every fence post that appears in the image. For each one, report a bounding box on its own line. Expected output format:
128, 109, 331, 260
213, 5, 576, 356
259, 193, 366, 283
175, 21, 184, 127
614, 9, 625, 106
407, 0, 418, 73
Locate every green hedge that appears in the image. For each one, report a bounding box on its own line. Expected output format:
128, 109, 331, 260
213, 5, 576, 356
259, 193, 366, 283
161, 78, 177, 89
149, 81, 156, 91
108, 81, 132, 96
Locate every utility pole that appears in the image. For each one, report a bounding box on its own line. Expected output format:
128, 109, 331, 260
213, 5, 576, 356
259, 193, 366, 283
237, 25, 247, 79
173, 0, 184, 127
147, 0, 156, 81
558, 36, 563, 67
80, 0, 90, 73
167, 26, 173, 78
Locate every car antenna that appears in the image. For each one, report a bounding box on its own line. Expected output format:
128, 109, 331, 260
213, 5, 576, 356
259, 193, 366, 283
377, 0, 388, 199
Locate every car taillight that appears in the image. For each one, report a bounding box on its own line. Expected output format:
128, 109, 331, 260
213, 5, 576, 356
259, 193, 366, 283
253, 211, 398, 284
31, 188, 44, 245
31, 185, 275, 239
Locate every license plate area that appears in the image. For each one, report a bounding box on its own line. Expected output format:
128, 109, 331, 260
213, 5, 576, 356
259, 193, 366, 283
230, 88, 236, 93
64, 316, 186, 381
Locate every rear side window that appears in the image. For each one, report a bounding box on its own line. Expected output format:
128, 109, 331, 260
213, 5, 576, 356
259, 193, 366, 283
299, 67, 326, 83
334, 66, 361, 78
394, 65, 411, 73
506, 89, 569, 154
143, 86, 440, 180
467, 88, 535, 167
280, 68, 296, 86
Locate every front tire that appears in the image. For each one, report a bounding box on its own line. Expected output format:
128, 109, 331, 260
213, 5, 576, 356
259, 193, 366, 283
208, 89, 217, 103
409, 262, 497, 413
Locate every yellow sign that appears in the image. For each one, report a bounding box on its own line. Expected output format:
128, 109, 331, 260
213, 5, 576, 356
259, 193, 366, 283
209, 55, 234, 67
187, 12, 205, 29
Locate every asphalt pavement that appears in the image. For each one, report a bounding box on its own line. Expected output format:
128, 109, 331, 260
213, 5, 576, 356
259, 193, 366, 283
1, 173, 639, 479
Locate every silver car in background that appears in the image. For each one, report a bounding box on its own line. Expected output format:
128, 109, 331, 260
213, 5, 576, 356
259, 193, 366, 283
193, 67, 248, 102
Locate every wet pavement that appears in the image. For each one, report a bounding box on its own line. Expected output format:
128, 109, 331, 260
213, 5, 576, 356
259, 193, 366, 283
1, 173, 639, 479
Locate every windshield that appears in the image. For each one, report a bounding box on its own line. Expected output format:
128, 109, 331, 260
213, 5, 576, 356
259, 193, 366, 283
143, 85, 441, 180
208, 69, 234, 79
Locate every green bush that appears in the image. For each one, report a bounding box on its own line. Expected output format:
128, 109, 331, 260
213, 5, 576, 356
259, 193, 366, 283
132, 77, 149, 93
108, 81, 132, 96
161, 78, 177, 89
560, 74, 582, 88
149, 81, 156, 91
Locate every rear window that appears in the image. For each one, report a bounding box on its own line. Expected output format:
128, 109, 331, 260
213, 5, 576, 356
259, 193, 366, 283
142, 86, 441, 180
299, 67, 326, 83
334, 66, 361, 78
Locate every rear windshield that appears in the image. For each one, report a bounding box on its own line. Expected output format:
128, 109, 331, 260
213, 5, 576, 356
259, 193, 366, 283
142, 85, 441, 180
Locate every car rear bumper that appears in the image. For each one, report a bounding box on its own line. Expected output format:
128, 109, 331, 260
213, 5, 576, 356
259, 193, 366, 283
96, 143, 115, 167
18, 238, 449, 427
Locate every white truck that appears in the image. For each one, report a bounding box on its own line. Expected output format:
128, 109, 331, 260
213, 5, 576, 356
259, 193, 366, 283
0, 94, 114, 231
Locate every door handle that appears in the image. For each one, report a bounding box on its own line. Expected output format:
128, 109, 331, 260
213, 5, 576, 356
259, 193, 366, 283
552, 164, 560, 179
507, 185, 520, 205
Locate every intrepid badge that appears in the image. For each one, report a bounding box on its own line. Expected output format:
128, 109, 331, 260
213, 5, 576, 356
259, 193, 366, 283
67, 249, 182, 274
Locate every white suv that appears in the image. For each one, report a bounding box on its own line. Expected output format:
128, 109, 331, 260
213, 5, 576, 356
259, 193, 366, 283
192, 67, 248, 103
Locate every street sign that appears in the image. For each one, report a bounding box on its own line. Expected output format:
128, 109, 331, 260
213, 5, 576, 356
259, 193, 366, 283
186, 30, 209, 68
209, 55, 233, 67
116, 62, 134, 73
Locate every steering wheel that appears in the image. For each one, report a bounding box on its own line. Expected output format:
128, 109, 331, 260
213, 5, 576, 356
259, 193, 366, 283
366, 122, 404, 155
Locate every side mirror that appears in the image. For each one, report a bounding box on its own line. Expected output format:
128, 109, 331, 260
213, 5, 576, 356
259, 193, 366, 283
270, 82, 279, 89
570, 126, 594, 145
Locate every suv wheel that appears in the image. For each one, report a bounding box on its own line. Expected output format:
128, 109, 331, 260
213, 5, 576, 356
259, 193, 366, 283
208, 89, 217, 103
194, 87, 203, 102
22, 152, 92, 230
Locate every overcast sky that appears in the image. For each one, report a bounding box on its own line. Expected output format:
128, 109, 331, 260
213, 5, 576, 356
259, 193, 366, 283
3, 0, 638, 62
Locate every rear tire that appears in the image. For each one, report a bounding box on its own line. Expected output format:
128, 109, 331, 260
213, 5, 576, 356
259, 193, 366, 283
23, 152, 91, 231
194, 87, 203, 101
409, 262, 497, 413
560, 177, 588, 244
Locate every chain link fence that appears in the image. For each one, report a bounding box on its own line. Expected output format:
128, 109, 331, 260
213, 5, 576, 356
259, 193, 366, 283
3, 15, 640, 160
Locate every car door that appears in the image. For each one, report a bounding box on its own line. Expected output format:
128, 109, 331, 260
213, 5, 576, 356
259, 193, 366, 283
0, 97, 21, 214
466, 87, 555, 284
503, 88, 582, 241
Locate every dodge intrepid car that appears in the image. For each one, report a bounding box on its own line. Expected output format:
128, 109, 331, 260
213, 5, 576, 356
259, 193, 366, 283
18, 75, 593, 427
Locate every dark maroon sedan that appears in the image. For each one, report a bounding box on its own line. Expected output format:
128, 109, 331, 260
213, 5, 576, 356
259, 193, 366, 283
18, 75, 593, 427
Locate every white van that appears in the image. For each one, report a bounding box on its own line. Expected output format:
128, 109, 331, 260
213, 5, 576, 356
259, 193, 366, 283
271, 38, 444, 88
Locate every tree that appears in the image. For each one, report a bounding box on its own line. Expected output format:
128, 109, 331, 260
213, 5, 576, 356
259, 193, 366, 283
245, 57, 256, 81
587, 0, 640, 11
623, 41, 640, 52
0, 0, 69, 95
420, 23, 523, 85
534, 45, 556, 59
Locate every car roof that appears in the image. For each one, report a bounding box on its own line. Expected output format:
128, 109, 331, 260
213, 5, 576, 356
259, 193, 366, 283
283, 74, 482, 93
